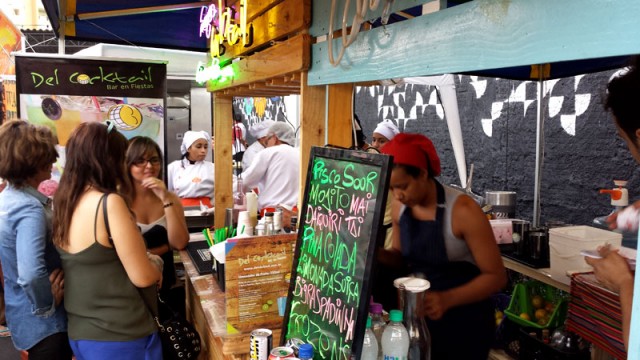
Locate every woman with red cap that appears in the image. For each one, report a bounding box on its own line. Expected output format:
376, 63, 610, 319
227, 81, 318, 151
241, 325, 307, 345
380, 133, 506, 360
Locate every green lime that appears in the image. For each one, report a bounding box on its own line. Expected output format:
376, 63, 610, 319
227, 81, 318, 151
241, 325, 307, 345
262, 304, 269, 311
267, 300, 274, 305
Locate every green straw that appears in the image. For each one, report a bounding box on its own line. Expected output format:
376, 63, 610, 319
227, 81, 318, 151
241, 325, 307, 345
202, 229, 212, 247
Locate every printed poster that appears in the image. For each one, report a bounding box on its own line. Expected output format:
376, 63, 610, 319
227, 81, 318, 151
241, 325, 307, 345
15, 56, 167, 186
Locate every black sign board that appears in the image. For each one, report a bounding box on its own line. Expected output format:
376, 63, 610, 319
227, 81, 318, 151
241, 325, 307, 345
16, 55, 166, 98
282, 147, 392, 360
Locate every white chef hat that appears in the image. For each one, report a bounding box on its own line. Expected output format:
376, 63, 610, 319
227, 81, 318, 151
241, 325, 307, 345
268, 122, 295, 145
373, 121, 400, 141
181, 130, 211, 155
249, 120, 275, 139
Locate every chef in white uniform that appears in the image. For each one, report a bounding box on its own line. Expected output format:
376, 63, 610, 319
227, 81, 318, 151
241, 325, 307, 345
241, 122, 299, 212
167, 130, 215, 207
242, 120, 275, 171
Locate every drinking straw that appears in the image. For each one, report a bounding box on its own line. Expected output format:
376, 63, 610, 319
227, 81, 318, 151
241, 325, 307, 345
231, 228, 237, 238
202, 229, 212, 247
240, 225, 245, 236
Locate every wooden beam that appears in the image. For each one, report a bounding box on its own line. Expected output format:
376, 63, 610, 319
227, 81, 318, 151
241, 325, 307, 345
326, 83, 353, 148
207, 33, 310, 93
309, 0, 640, 85
213, 95, 234, 229
219, 0, 311, 63
299, 71, 326, 203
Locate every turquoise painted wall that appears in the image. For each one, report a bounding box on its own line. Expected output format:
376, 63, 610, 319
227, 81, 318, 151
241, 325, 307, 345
309, 0, 640, 85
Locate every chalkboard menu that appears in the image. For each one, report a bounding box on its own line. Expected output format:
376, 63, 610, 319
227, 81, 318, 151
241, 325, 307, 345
282, 147, 392, 360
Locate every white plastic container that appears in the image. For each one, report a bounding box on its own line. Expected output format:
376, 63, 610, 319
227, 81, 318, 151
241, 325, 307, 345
549, 226, 622, 285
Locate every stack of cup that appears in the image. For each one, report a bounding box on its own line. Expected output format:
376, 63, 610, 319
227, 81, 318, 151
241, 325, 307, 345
237, 210, 253, 236
246, 192, 258, 227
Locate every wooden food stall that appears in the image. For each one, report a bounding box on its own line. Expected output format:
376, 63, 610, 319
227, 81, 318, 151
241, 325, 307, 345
197, 0, 640, 359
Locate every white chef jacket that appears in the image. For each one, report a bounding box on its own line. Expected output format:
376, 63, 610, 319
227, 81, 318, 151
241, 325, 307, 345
242, 141, 264, 171
241, 144, 299, 210
167, 158, 215, 200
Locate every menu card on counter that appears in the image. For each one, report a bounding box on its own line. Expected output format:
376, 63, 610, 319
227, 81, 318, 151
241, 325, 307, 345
225, 233, 297, 333
281, 147, 392, 360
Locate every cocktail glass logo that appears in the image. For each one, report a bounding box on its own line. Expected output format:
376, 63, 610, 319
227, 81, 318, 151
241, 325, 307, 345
108, 104, 143, 130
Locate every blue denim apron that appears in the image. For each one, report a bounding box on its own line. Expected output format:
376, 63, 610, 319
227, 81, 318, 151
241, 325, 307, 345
399, 181, 494, 360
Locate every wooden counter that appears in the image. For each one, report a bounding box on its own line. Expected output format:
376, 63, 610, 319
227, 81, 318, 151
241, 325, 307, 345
180, 246, 282, 360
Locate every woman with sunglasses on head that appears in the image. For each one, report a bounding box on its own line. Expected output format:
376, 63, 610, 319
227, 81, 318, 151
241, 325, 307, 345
0, 120, 72, 359
126, 136, 189, 317
53, 122, 163, 360
167, 131, 215, 208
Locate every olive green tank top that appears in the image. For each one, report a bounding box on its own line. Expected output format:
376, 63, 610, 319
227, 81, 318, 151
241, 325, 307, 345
58, 194, 157, 341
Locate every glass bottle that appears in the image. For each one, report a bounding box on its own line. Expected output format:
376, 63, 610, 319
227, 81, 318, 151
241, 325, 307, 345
234, 177, 246, 210
394, 277, 431, 360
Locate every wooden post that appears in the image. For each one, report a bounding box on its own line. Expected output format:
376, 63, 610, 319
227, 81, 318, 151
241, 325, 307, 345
299, 72, 326, 195
213, 94, 233, 229
327, 83, 354, 148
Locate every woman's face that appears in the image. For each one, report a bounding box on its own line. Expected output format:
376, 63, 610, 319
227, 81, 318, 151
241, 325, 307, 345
130, 150, 161, 181
371, 133, 390, 149
616, 120, 640, 164
388, 166, 428, 207
187, 139, 209, 161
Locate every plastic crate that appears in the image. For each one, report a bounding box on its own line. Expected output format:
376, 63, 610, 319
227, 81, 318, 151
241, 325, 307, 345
505, 280, 568, 329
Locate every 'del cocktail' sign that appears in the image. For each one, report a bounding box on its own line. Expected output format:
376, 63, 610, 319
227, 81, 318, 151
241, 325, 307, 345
282, 147, 391, 360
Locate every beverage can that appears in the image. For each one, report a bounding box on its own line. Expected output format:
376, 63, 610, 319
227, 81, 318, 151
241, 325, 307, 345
250, 328, 273, 360
268, 346, 295, 360
284, 338, 305, 356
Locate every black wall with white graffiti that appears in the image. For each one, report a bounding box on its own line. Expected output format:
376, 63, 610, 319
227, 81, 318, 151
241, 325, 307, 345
355, 71, 640, 228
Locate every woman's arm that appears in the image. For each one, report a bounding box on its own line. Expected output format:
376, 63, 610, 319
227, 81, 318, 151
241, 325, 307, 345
424, 195, 507, 320
141, 177, 189, 250
15, 202, 57, 316
105, 194, 161, 288
376, 199, 405, 267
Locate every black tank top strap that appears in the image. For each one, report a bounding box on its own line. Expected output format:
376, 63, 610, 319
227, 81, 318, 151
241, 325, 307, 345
94, 193, 114, 245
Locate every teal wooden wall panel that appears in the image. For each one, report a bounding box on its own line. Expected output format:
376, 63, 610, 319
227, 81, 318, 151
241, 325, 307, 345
308, 0, 640, 85
310, 0, 431, 37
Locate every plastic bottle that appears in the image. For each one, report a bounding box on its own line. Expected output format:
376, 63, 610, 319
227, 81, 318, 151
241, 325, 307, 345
298, 343, 313, 360
369, 302, 386, 359
361, 317, 379, 360
381, 310, 409, 360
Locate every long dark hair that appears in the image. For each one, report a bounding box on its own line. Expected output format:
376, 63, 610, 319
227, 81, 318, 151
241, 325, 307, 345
125, 136, 163, 200
53, 122, 130, 247
606, 56, 640, 142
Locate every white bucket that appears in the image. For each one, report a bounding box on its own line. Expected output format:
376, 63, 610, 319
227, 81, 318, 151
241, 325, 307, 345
548, 226, 622, 285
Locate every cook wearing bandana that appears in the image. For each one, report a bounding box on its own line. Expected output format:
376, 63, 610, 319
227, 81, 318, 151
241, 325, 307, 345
167, 130, 215, 207
380, 133, 506, 360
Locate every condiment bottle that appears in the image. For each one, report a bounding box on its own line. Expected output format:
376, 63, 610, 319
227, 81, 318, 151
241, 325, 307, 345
264, 212, 274, 235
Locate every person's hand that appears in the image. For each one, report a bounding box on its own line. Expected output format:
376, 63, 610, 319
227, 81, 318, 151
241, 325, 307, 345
49, 268, 64, 306
608, 199, 640, 230
423, 291, 449, 320
141, 177, 169, 202
585, 244, 634, 293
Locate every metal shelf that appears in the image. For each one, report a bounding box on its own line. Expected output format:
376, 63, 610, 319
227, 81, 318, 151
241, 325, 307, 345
502, 256, 570, 292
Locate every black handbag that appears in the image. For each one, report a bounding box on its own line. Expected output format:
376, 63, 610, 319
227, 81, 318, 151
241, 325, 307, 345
101, 194, 202, 359
155, 295, 202, 360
